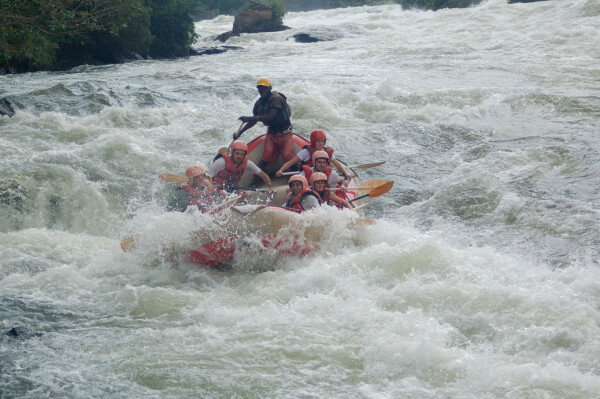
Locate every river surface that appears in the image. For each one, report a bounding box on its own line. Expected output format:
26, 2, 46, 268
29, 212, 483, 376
1, 0, 599, 397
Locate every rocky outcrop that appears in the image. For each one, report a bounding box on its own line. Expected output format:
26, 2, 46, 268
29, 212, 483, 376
216, 1, 290, 42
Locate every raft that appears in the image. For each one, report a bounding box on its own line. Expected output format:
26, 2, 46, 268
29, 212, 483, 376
186, 133, 364, 267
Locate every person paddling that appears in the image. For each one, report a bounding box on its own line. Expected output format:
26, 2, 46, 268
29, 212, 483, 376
235, 78, 295, 174
299, 151, 346, 187
300, 150, 352, 208
275, 129, 352, 178
309, 172, 353, 209
207, 140, 273, 197
285, 175, 321, 212
166, 166, 226, 213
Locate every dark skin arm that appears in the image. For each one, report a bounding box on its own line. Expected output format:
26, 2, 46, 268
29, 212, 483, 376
235, 108, 279, 139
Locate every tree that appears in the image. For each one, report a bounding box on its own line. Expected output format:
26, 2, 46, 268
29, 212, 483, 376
0, 0, 198, 72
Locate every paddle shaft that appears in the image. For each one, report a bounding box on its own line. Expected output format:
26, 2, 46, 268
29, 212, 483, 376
349, 193, 370, 203
281, 161, 385, 176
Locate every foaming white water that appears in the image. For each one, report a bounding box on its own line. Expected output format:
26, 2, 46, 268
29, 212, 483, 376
1, 1, 600, 398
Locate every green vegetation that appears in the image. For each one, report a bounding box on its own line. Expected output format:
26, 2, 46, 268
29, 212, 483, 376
0, 0, 481, 73
0, 0, 197, 73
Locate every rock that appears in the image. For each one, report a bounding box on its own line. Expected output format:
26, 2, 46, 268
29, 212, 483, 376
293, 33, 321, 43
190, 46, 243, 56
291, 28, 345, 44
0, 98, 15, 117
216, 1, 290, 43
215, 31, 234, 43
3, 326, 43, 340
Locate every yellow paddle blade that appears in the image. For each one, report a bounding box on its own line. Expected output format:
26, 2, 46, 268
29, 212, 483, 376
367, 180, 394, 198
346, 161, 386, 169
351, 217, 375, 226
159, 173, 187, 183
120, 236, 136, 252
356, 179, 389, 192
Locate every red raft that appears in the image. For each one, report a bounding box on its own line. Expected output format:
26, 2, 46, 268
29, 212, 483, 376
187, 133, 362, 268
188, 217, 319, 267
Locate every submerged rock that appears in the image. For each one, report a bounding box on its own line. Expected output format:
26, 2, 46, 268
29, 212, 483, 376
0, 98, 15, 117
3, 326, 43, 340
293, 33, 322, 43
190, 46, 243, 56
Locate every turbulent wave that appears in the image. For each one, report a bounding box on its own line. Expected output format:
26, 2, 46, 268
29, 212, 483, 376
1, 1, 599, 398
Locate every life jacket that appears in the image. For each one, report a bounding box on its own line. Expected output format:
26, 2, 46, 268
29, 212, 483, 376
212, 153, 248, 190
286, 188, 321, 212
301, 145, 334, 166
181, 184, 219, 213
314, 189, 329, 204
302, 165, 332, 186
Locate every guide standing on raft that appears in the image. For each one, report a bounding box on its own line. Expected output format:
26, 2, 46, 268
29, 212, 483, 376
235, 78, 295, 174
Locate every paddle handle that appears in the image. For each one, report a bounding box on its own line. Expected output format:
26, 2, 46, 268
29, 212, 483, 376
281, 171, 299, 176
349, 193, 369, 203
233, 185, 272, 193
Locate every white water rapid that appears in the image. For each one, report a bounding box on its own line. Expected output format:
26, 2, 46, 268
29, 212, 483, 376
1, 1, 599, 397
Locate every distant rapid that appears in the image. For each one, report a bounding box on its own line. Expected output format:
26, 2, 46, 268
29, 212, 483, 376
1, 1, 599, 397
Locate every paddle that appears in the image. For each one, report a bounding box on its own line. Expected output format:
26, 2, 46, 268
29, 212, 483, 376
329, 179, 392, 191
231, 204, 266, 216
232, 121, 245, 140
158, 173, 273, 194
159, 173, 188, 183
345, 161, 386, 169
120, 236, 136, 252
349, 180, 394, 203
209, 194, 243, 214
281, 161, 385, 176
232, 185, 272, 193
352, 198, 381, 210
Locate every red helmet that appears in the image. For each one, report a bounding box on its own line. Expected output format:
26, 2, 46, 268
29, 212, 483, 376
309, 172, 327, 185
230, 140, 248, 153
288, 174, 308, 190
311, 150, 330, 165
310, 130, 327, 148
185, 165, 206, 179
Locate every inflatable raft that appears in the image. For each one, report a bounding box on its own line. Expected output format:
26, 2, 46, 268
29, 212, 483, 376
186, 133, 364, 267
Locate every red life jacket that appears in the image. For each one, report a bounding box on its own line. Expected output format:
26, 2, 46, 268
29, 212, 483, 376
302, 165, 332, 187
181, 184, 219, 213
302, 145, 334, 166
286, 188, 322, 212
314, 189, 329, 204
212, 153, 248, 190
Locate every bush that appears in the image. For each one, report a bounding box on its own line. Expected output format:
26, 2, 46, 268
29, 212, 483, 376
0, 0, 198, 72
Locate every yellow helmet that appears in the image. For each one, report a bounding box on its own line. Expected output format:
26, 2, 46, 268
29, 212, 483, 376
256, 78, 272, 88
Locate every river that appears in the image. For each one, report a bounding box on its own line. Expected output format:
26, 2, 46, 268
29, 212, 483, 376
1, 0, 599, 397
